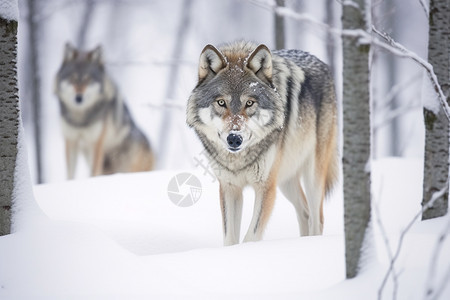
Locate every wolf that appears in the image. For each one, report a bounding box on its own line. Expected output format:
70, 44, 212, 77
186, 41, 338, 246
54, 43, 154, 179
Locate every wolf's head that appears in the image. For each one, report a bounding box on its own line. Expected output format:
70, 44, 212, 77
55, 43, 114, 110
187, 41, 284, 153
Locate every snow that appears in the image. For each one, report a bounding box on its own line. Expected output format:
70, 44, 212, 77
421, 71, 441, 114
8, 0, 449, 298
1, 158, 449, 299
0, 0, 18, 21
11, 119, 47, 232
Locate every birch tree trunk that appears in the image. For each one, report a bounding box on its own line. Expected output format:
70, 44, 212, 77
25, 0, 43, 183
342, 0, 372, 279
0, 16, 19, 236
422, 0, 449, 220
274, 0, 285, 50
157, 0, 192, 167
76, 0, 95, 49
325, 0, 336, 76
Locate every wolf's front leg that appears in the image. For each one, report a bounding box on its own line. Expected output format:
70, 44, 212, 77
219, 182, 243, 246
243, 179, 277, 243
91, 124, 107, 176
65, 139, 78, 180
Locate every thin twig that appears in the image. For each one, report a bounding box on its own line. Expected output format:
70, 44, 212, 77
373, 103, 420, 129
107, 59, 196, 67
248, 0, 450, 123
146, 102, 185, 111
375, 72, 422, 111
374, 180, 399, 300
419, 0, 429, 19
378, 182, 449, 300
424, 215, 450, 300
371, 27, 450, 122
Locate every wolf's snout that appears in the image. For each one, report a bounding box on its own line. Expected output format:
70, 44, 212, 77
75, 94, 83, 104
227, 133, 243, 151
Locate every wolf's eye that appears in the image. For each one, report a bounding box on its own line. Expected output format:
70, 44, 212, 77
246, 100, 254, 107
217, 99, 226, 107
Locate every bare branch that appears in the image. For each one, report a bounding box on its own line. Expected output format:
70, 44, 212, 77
371, 27, 450, 122
378, 182, 449, 300
248, 0, 335, 33
248, 0, 450, 123
107, 59, 196, 68
146, 101, 185, 111
373, 103, 420, 130
424, 216, 450, 300
419, 0, 430, 18
375, 73, 422, 111
374, 181, 399, 300
373, 73, 422, 130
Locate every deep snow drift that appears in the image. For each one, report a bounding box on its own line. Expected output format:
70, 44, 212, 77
0, 158, 449, 299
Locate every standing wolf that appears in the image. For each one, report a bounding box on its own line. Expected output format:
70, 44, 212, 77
55, 43, 154, 179
187, 41, 338, 246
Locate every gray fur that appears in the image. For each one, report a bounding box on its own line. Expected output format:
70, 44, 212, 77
54, 43, 154, 178
187, 41, 338, 245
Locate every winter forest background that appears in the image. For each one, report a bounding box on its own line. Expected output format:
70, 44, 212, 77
19, 0, 427, 183
1, 0, 449, 299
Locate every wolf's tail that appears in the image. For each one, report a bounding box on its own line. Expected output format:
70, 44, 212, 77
324, 134, 339, 198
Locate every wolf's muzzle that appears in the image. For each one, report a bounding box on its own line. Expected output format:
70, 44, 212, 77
227, 133, 243, 151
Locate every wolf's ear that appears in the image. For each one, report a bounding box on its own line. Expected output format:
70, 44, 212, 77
198, 44, 227, 82
246, 44, 273, 83
88, 45, 103, 65
63, 42, 77, 62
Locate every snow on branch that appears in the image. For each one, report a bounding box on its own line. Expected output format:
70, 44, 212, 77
338, 0, 361, 10
371, 27, 450, 122
250, 0, 333, 33
0, 0, 18, 21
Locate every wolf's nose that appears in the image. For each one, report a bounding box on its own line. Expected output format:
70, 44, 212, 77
75, 94, 83, 104
227, 133, 243, 150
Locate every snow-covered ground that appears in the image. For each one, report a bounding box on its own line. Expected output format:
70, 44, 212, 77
0, 158, 449, 299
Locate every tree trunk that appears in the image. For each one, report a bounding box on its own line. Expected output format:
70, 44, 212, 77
342, 0, 372, 279
25, 0, 43, 183
274, 0, 285, 50
422, 0, 450, 220
385, 1, 400, 157
325, 0, 336, 76
157, 0, 192, 168
0, 17, 19, 236
76, 0, 95, 49
292, 0, 305, 49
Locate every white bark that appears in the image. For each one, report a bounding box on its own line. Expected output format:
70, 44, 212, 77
422, 0, 449, 220
0, 16, 19, 235
342, 0, 372, 279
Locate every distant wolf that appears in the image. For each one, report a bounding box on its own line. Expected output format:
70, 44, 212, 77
54, 43, 154, 179
187, 41, 338, 246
